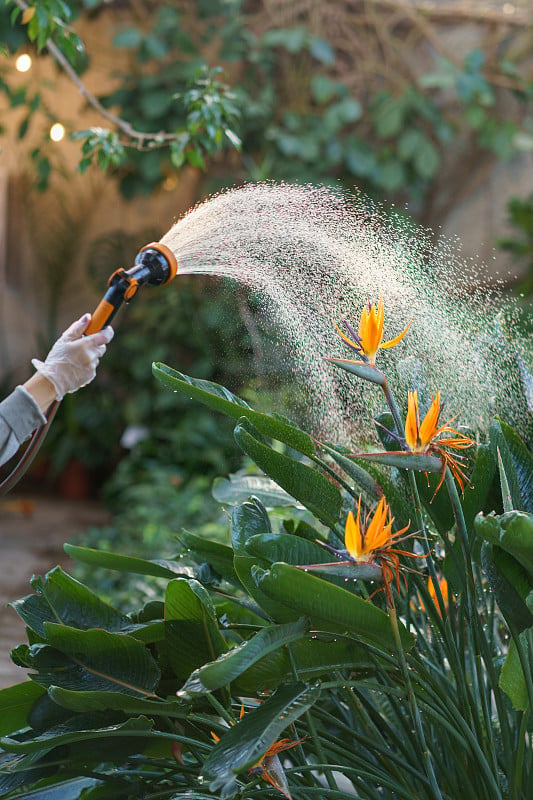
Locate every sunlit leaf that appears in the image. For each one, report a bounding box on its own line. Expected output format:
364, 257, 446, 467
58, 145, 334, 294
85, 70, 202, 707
153, 363, 314, 455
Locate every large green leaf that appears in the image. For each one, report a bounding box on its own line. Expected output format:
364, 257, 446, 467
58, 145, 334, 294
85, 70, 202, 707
3, 777, 102, 800
212, 471, 296, 507
64, 544, 191, 580
176, 531, 238, 583
234, 418, 342, 530
234, 634, 378, 695
461, 443, 497, 537
10, 568, 129, 638
244, 532, 338, 568
0, 682, 45, 737
153, 363, 314, 455
202, 681, 320, 798
231, 499, 298, 622
164, 579, 228, 681
481, 542, 533, 633
255, 562, 414, 651
48, 687, 187, 716
490, 420, 533, 512
181, 618, 309, 695
475, 510, 533, 578
35, 624, 161, 696
1, 716, 153, 754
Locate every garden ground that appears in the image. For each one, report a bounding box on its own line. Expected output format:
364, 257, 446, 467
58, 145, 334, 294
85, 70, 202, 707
0, 495, 110, 688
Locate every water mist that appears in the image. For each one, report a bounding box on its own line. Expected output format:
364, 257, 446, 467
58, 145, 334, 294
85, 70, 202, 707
160, 182, 530, 446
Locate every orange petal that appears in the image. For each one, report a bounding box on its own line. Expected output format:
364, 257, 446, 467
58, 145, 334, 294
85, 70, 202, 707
404, 391, 420, 451
380, 315, 412, 350
418, 392, 441, 447
344, 503, 363, 559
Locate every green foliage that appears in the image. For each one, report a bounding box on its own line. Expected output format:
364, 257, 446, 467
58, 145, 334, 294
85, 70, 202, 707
498, 194, 533, 296
2, 323, 533, 798
2, 2, 532, 204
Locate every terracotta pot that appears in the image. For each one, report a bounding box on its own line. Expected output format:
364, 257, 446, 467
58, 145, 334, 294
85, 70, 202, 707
58, 459, 93, 500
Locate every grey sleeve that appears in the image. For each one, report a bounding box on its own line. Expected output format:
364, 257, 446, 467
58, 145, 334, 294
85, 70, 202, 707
0, 385, 47, 468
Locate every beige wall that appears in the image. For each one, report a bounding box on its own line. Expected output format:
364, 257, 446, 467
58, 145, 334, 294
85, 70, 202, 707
0, 11, 201, 379
1, 6, 531, 379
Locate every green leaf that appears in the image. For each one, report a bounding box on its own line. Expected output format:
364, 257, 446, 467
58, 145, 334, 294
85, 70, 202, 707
320, 442, 384, 500
47, 687, 186, 716
181, 618, 309, 695
413, 138, 440, 179
309, 36, 335, 65
231, 499, 292, 622
499, 631, 532, 711
256, 562, 414, 651
310, 75, 341, 103
153, 363, 314, 456
176, 531, 238, 583
245, 533, 338, 569
1, 716, 153, 754
212, 472, 296, 507
461, 443, 497, 536
113, 27, 143, 48
0, 682, 45, 736
234, 418, 342, 530
37, 624, 161, 695
475, 510, 533, 579
481, 542, 533, 633
374, 96, 405, 137
488, 421, 533, 512
202, 682, 320, 798
3, 778, 102, 800
64, 544, 189, 579
164, 579, 228, 681
234, 633, 375, 695
9, 567, 129, 638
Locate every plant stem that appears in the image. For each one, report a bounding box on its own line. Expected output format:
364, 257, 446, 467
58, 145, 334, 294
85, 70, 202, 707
287, 645, 335, 796
388, 600, 444, 800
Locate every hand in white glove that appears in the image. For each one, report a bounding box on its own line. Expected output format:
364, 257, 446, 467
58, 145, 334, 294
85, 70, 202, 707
32, 313, 114, 401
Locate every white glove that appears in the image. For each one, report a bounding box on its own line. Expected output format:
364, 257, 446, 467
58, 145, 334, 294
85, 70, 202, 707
32, 313, 114, 400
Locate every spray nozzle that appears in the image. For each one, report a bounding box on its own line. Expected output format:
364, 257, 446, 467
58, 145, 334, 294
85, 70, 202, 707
85, 242, 178, 334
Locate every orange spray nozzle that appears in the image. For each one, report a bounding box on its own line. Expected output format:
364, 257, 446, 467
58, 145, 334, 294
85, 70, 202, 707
85, 242, 178, 334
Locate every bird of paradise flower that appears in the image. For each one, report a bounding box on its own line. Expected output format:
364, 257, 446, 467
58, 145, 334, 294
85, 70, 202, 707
335, 296, 411, 365
404, 389, 474, 495
300, 495, 425, 605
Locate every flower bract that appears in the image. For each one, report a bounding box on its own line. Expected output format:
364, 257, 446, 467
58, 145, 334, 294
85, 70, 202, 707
335, 297, 411, 364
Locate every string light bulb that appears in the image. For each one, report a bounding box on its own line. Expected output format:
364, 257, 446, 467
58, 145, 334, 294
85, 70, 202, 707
15, 53, 32, 72
50, 123, 65, 142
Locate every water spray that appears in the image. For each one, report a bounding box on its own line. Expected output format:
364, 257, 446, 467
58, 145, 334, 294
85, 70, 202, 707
0, 241, 178, 496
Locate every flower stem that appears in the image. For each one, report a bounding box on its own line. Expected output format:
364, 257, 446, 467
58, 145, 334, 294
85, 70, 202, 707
388, 599, 444, 800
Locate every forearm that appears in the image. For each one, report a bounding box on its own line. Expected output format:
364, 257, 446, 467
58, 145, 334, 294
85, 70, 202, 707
23, 372, 58, 414
0, 385, 47, 468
